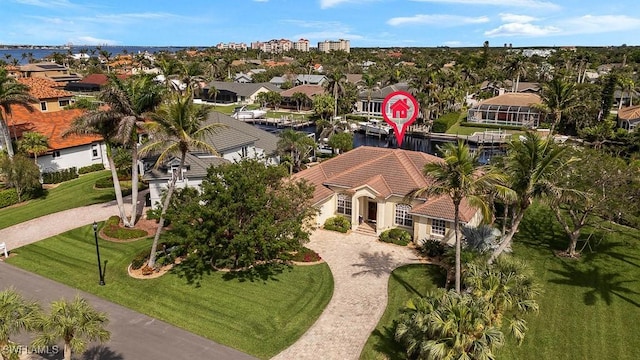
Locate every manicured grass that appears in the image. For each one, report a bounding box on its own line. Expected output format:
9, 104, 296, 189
360, 264, 446, 360
361, 203, 640, 360
6, 225, 334, 359
0, 171, 116, 230
446, 121, 523, 136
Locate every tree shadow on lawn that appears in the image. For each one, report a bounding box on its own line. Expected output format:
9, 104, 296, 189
548, 261, 640, 307
81, 345, 125, 360
516, 206, 567, 253
171, 256, 285, 287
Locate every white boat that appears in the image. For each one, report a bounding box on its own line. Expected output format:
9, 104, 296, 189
231, 106, 267, 120
358, 119, 392, 136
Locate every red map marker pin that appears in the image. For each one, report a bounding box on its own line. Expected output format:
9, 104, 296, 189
382, 91, 419, 146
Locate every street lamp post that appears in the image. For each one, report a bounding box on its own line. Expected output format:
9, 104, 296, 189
93, 221, 105, 286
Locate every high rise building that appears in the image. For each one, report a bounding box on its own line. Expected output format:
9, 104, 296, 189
317, 39, 350, 53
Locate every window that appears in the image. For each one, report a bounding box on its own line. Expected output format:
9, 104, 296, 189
431, 219, 446, 237
337, 194, 352, 215
241, 146, 248, 158
40, 102, 47, 111
52, 151, 60, 158
91, 144, 99, 158
59, 99, 70, 107
395, 204, 413, 227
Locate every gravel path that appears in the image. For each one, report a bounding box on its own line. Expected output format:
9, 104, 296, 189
272, 229, 424, 360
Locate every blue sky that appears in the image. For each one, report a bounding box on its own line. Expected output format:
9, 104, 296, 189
1, 0, 640, 47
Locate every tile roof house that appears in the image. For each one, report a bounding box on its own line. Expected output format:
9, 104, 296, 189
143, 112, 280, 205
467, 93, 542, 128
279, 84, 326, 110
7, 106, 107, 173
617, 105, 640, 132
202, 81, 281, 104
19, 62, 82, 85
65, 73, 129, 92
18, 77, 74, 112
292, 146, 482, 243
355, 82, 412, 117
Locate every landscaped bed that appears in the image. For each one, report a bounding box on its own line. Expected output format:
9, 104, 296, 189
6, 225, 334, 359
360, 203, 640, 360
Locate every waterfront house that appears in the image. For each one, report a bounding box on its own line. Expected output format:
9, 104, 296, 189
617, 105, 640, 132
18, 77, 74, 112
467, 93, 542, 128
18, 62, 81, 85
202, 81, 281, 104
355, 82, 411, 117
292, 146, 482, 244
279, 85, 326, 110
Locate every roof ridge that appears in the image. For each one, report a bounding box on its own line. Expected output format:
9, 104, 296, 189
324, 147, 388, 181
393, 150, 425, 188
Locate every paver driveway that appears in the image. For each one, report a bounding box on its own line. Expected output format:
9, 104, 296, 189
272, 229, 424, 360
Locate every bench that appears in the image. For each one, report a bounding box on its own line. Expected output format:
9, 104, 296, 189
0, 242, 7, 258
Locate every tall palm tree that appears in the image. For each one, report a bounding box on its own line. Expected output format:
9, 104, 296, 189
276, 129, 316, 174
18, 131, 48, 165
325, 69, 347, 122
534, 77, 579, 135
395, 290, 505, 360
503, 55, 528, 92
488, 132, 576, 263
291, 92, 310, 112
406, 141, 508, 293
32, 296, 110, 360
0, 68, 37, 158
0, 288, 41, 360
140, 92, 225, 268
359, 72, 378, 115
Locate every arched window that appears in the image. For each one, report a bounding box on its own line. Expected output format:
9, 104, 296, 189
337, 194, 352, 215
395, 204, 413, 227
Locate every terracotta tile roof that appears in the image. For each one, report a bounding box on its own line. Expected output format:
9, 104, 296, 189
293, 146, 479, 222
618, 105, 640, 121
76, 73, 129, 86
7, 106, 101, 151
18, 77, 73, 99
411, 195, 477, 223
280, 84, 326, 98
476, 93, 541, 107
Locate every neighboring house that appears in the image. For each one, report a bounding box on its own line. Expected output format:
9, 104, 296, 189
345, 73, 363, 86
9, 106, 107, 173
143, 113, 280, 205
234, 72, 253, 83
202, 81, 281, 104
279, 84, 326, 110
614, 90, 638, 109
479, 81, 540, 97
269, 74, 297, 88
467, 93, 542, 128
65, 73, 128, 92
18, 62, 82, 85
18, 77, 75, 112
295, 74, 327, 86
355, 82, 411, 117
617, 105, 640, 132
293, 146, 481, 243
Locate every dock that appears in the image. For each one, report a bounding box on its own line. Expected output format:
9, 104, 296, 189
240, 116, 313, 129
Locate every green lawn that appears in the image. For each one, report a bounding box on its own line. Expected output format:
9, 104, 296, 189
6, 225, 334, 359
361, 203, 640, 360
446, 121, 523, 136
0, 171, 116, 230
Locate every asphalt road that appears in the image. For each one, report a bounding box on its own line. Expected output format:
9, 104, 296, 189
0, 262, 258, 360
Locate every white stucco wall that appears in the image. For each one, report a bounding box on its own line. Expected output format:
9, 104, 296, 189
147, 177, 204, 208
38, 142, 108, 173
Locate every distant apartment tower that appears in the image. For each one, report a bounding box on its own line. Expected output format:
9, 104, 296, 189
216, 42, 248, 51
293, 39, 310, 52
251, 39, 293, 53
317, 39, 350, 53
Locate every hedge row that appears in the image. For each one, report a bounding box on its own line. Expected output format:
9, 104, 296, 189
78, 163, 105, 174
459, 121, 525, 131
0, 188, 19, 209
324, 216, 351, 233
432, 112, 461, 133
379, 228, 412, 246
42, 168, 78, 184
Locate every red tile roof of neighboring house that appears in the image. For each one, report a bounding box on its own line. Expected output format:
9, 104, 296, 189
7, 106, 101, 151
18, 77, 73, 100
618, 105, 640, 120
293, 146, 478, 222
477, 93, 541, 107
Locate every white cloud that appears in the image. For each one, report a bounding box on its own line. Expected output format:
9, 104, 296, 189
499, 13, 538, 23
13, 0, 74, 7
69, 36, 118, 46
319, 0, 379, 9
387, 14, 489, 26
562, 15, 640, 35
283, 20, 346, 29
484, 22, 560, 37
253, 0, 268, 2
411, 0, 560, 10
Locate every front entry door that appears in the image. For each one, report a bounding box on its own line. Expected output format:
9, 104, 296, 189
367, 201, 377, 223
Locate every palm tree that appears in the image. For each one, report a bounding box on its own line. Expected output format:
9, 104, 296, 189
406, 141, 508, 293
534, 77, 579, 135
488, 132, 576, 263
105, 74, 164, 226
0, 288, 41, 360
395, 290, 505, 360
18, 131, 48, 165
291, 92, 310, 112
0, 68, 37, 158
32, 296, 110, 360
276, 129, 316, 174
359, 72, 378, 115
503, 55, 528, 92
140, 92, 225, 268
325, 69, 347, 122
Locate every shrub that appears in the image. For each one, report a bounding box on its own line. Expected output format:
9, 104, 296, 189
324, 216, 351, 233
379, 228, 412, 246
0, 188, 19, 208
94, 176, 113, 189
78, 163, 105, 174
42, 167, 78, 184
432, 112, 460, 133
291, 247, 321, 262
102, 216, 148, 240
131, 248, 151, 270
418, 238, 447, 258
